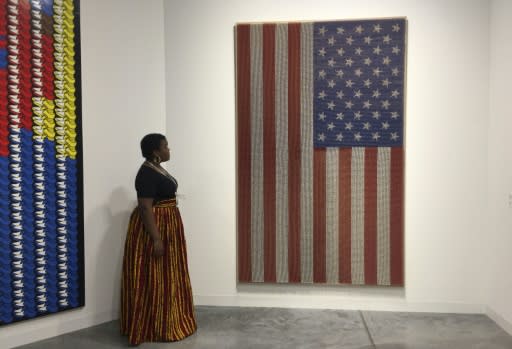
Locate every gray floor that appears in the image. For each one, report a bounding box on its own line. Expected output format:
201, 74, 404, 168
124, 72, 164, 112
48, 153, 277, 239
14, 306, 512, 349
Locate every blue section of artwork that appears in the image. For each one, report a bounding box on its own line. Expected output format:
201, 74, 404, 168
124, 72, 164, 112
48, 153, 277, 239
313, 19, 406, 147
43, 139, 59, 313
0, 156, 13, 323
65, 158, 79, 307
0, 48, 7, 69
41, 0, 54, 16
20, 129, 37, 318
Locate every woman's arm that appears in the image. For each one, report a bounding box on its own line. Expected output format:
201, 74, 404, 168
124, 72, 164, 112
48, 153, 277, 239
138, 198, 164, 257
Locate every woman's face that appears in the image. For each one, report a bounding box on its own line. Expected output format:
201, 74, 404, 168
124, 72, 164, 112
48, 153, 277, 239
155, 139, 170, 162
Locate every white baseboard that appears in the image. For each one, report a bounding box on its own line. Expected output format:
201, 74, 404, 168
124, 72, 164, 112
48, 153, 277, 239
1, 308, 118, 349
194, 294, 486, 314
486, 306, 512, 336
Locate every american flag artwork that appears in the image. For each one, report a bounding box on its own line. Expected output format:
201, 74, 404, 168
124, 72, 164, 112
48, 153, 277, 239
236, 18, 405, 285
0, 0, 84, 325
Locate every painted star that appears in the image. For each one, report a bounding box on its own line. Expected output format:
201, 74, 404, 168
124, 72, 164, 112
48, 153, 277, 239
363, 122, 371, 130
328, 36, 336, 45
373, 46, 382, 55
336, 69, 344, 78
319, 26, 327, 36
346, 36, 354, 45
337, 27, 345, 34
364, 57, 372, 65
318, 47, 327, 57
318, 70, 327, 79
373, 24, 382, 33
391, 67, 400, 76
345, 58, 354, 67
372, 132, 381, 140
392, 23, 400, 32
345, 100, 354, 109
383, 35, 392, 44
354, 111, 362, 120
391, 132, 399, 141
336, 133, 344, 141
372, 111, 381, 119
336, 90, 344, 99
327, 101, 336, 110
363, 79, 372, 88
355, 47, 363, 55
345, 122, 353, 130
327, 122, 336, 130
392, 46, 401, 54
382, 56, 391, 65
364, 36, 373, 45
372, 89, 381, 98
381, 100, 390, 109
318, 90, 327, 99
391, 90, 400, 98
318, 112, 327, 121
382, 78, 391, 87
328, 79, 336, 88
363, 100, 372, 109
391, 111, 399, 119
337, 47, 345, 56
328, 58, 336, 67
381, 121, 390, 129
345, 79, 354, 88
354, 132, 362, 141
355, 25, 364, 34
354, 68, 363, 77
318, 133, 326, 141
373, 67, 382, 77
336, 112, 345, 120
354, 90, 363, 98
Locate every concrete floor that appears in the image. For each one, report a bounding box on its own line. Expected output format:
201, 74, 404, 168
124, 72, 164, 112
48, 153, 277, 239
14, 306, 512, 349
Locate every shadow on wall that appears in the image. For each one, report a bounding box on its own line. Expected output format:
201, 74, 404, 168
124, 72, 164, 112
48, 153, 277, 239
85, 186, 135, 323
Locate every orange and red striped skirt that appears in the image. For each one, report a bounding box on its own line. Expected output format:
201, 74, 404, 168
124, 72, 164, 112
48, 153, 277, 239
121, 199, 197, 345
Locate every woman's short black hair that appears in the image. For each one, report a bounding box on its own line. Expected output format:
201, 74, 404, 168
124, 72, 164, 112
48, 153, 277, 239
140, 133, 166, 159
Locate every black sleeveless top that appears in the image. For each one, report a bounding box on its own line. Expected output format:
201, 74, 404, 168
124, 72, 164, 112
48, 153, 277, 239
135, 165, 178, 202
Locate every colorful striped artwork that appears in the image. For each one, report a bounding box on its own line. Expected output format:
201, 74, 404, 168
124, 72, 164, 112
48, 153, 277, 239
0, 0, 83, 325
236, 19, 405, 286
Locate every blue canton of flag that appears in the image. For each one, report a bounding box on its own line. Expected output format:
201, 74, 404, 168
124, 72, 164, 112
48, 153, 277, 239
313, 19, 406, 147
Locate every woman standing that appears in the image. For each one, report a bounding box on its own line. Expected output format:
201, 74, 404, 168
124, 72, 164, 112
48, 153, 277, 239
121, 133, 196, 345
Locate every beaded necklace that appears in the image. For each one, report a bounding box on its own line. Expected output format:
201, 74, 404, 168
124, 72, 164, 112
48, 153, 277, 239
143, 161, 178, 188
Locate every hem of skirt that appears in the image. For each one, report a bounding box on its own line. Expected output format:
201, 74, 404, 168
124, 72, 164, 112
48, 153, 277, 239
124, 326, 197, 346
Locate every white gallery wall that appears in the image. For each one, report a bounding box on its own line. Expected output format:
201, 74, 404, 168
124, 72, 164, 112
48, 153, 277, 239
486, 0, 512, 335
165, 0, 491, 311
0, 0, 167, 347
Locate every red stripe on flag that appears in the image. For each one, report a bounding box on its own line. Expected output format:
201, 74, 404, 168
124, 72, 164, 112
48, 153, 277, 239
313, 148, 326, 283
339, 148, 352, 283
236, 24, 251, 282
263, 24, 276, 283
364, 148, 377, 284
390, 147, 404, 285
287, 23, 301, 283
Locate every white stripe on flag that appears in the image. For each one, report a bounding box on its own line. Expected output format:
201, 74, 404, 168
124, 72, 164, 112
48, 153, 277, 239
351, 147, 365, 285
326, 148, 339, 284
275, 23, 289, 283
377, 147, 391, 285
250, 25, 264, 282
300, 22, 314, 283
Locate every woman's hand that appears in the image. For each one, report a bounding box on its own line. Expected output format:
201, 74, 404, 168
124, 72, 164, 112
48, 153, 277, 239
153, 238, 164, 257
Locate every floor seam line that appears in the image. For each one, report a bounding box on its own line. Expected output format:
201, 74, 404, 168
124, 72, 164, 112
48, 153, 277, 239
359, 310, 377, 349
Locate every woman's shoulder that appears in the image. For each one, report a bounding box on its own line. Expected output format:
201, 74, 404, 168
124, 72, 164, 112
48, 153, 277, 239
136, 164, 156, 179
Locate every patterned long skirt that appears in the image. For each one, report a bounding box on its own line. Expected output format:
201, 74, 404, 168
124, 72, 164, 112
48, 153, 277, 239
121, 199, 197, 345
